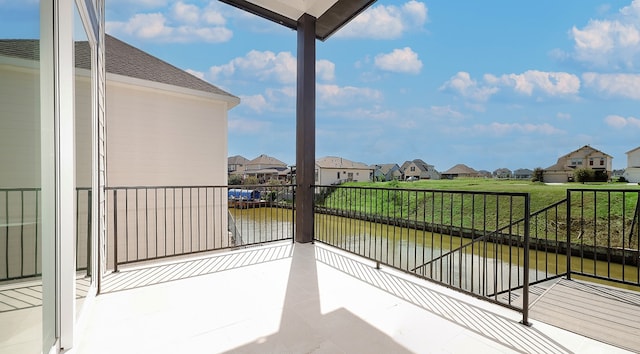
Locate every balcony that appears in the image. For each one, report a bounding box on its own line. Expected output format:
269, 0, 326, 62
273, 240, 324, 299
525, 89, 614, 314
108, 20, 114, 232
73, 241, 626, 353
2, 185, 640, 353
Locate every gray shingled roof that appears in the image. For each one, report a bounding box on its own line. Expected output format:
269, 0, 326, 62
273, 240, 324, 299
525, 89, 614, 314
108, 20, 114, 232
1, 36, 237, 99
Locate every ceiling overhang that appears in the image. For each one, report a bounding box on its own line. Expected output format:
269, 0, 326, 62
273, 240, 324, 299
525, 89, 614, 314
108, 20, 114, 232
218, 0, 377, 41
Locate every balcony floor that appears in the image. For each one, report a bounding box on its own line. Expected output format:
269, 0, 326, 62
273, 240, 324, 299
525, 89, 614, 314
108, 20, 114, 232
73, 242, 631, 353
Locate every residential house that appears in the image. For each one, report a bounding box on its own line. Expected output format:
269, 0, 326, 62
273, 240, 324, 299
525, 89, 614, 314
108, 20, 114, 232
243, 154, 289, 183
104, 35, 239, 187
478, 170, 492, 178
316, 156, 373, 185
513, 168, 533, 180
401, 159, 441, 180
493, 168, 512, 179
228, 155, 249, 175
544, 145, 613, 183
441, 164, 480, 179
623, 146, 640, 183
372, 163, 402, 181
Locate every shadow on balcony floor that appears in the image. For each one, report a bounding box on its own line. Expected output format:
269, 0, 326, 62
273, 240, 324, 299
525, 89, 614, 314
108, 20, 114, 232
77, 242, 630, 353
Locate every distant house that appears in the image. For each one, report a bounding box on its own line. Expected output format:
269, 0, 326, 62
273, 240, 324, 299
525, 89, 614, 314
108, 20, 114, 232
228, 155, 249, 175
493, 168, 512, 179
513, 168, 533, 180
372, 163, 402, 182
316, 156, 373, 185
441, 164, 479, 179
623, 146, 640, 183
544, 145, 613, 183
401, 159, 440, 180
243, 154, 289, 182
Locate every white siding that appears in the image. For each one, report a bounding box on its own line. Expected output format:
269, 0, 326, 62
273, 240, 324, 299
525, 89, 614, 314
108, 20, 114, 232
628, 149, 640, 168
106, 82, 228, 187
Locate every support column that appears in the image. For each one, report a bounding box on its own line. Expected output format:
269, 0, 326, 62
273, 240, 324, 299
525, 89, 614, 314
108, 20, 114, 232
295, 13, 316, 243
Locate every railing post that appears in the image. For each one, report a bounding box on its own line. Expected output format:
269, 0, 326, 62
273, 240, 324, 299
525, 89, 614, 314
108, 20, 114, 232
113, 189, 119, 273
566, 189, 571, 280
521, 193, 531, 326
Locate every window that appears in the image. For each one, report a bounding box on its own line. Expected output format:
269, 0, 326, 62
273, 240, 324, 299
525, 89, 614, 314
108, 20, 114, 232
600, 159, 604, 166
410, 166, 416, 171
337, 172, 340, 179
589, 160, 593, 166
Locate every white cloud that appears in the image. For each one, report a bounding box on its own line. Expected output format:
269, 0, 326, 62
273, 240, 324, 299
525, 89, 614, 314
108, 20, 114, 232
209, 51, 336, 84
556, 112, 572, 120
496, 70, 580, 96
439, 72, 499, 102
582, 72, 640, 99
209, 50, 296, 84
430, 105, 464, 119
106, 1, 232, 43
441, 70, 580, 102
337, 1, 428, 39
228, 117, 270, 134
472, 122, 564, 136
604, 114, 640, 128
568, 0, 640, 69
317, 84, 383, 106
316, 60, 335, 81
240, 94, 269, 113
374, 47, 422, 74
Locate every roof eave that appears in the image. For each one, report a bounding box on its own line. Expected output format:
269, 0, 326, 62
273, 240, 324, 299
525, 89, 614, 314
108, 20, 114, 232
218, 0, 377, 41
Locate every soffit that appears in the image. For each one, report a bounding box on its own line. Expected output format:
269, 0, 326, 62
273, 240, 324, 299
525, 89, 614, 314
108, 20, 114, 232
219, 0, 377, 41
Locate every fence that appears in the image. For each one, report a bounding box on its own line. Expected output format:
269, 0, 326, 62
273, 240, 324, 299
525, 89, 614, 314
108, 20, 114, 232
1, 187, 92, 281
106, 185, 294, 271
566, 189, 640, 286
313, 185, 531, 324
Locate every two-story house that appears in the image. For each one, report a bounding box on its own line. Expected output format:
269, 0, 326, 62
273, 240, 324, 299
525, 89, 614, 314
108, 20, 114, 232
623, 146, 640, 183
401, 159, 441, 180
544, 145, 613, 183
372, 163, 402, 182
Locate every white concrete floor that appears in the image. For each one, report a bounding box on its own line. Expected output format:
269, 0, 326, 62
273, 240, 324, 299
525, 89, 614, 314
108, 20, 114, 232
72, 242, 632, 354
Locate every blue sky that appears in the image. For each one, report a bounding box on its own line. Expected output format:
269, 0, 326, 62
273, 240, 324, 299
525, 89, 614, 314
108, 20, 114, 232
5, 1, 640, 172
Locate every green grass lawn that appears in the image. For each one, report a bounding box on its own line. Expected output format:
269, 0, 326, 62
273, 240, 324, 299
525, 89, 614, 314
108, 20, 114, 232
317, 178, 640, 248
346, 178, 639, 213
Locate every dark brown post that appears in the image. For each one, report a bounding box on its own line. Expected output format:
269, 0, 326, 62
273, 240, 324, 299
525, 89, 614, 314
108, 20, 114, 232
295, 13, 316, 243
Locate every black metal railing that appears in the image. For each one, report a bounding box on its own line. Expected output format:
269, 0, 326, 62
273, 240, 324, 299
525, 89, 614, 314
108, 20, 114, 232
566, 189, 640, 286
1, 187, 92, 281
312, 185, 531, 324
106, 185, 294, 271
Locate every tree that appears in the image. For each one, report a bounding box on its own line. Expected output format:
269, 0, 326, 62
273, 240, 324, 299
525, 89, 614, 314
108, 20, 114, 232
228, 175, 243, 185
531, 167, 544, 182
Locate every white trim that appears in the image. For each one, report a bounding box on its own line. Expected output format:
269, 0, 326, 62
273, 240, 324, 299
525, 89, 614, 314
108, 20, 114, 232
106, 72, 241, 109
58, 0, 76, 349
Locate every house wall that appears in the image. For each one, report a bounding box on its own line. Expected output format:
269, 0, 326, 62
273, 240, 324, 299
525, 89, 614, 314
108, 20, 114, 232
105, 80, 231, 270
106, 81, 228, 187
623, 168, 640, 183
317, 167, 371, 185
628, 149, 640, 168
0, 64, 93, 277
0, 63, 41, 189
543, 171, 571, 183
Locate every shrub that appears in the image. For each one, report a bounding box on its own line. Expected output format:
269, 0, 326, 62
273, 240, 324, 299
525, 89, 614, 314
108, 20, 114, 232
228, 175, 243, 185
531, 167, 544, 182
574, 168, 593, 183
